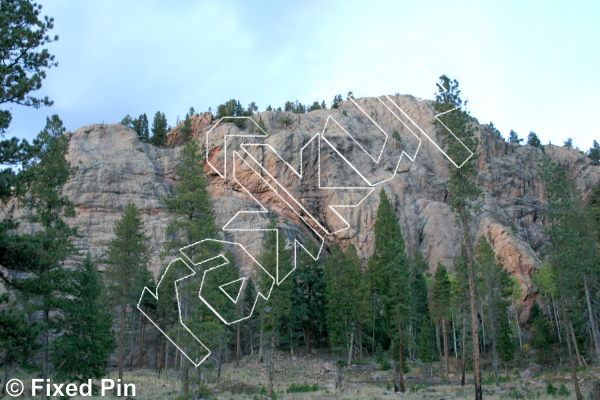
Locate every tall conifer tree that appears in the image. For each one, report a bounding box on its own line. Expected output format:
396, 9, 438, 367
104, 203, 151, 382
434, 75, 483, 400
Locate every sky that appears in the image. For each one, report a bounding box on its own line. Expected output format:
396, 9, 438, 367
5, 0, 599, 151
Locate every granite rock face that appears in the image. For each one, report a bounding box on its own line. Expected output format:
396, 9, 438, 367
7, 96, 599, 325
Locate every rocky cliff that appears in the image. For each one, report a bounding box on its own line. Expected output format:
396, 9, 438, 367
8, 95, 599, 324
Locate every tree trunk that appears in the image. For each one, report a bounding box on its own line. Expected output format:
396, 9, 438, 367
268, 333, 275, 398
515, 306, 523, 351
41, 308, 49, 400
552, 294, 562, 344
347, 330, 354, 366
359, 330, 363, 361
139, 313, 146, 369
217, 350, 222, 382
583, 273, 600, 363
559, 287, 582, 400
569, 319, 584, 367
335, 356, 343, 394
306, 326, 311, 353
290, 325, 294, 356
487, 291, 499, 387
236, 322, 240, 367
435, 323, 441, 357
461, 312, 467, 386
464, 235, 482, 400
249, 323, 254, 356
259, 326, 264, 363
442, 317, 449, 381
129, 312, 136, 372
398, 322, 405, 392
182, 358, 189, 395
119, 298, 126, 381
452, 315, 458, 359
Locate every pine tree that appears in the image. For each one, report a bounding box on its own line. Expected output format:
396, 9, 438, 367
526, 131, 541, 148
161, 141, 221, 260
332, 94, 342, 109
324, 244, 350, 392
508, 130, 522, 144
430, 262, 452, 381
410, 248, 430, 358
452, 244, 471, 386
290, 239, 326, 353
257, 116, 267, 135
279, 116, 292, 129
0, 0, 58, 134
104, 203, 151, 382
51, 254, 116, 383
540, 158, 589, 400
529, 302, 556, 368
0, 294, 39, 395
134, 113, 149, 142
563, 138, 573, 148
474, 236, 513, 386
151, 111, 168, 147
368, 188, 410, 392
434, 75, 483, 400
180, 112, 193, 140
418, 317, 438, 377
0, 115, 77, 400
588, 140, 600, 164
160, 140, 222, 392
257, 215, 292, 398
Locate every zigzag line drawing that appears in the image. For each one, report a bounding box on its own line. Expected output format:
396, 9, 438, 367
139, 38, 475, 366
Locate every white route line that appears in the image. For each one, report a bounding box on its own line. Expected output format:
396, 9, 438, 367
142, 38, 476, 367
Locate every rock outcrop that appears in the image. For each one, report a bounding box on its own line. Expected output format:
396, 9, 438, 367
6, 95, 599, 325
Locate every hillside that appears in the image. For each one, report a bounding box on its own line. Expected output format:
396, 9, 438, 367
6, 95, 599, 324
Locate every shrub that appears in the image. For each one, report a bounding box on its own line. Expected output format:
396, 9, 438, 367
547, 382, 557, 395
558, 384, 570, 397
287, 384, 320, 393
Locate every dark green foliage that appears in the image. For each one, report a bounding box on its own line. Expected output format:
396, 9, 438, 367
180, 112, 193, 140
308, 101, 321, 111
0, 0, 58, 134
508, 130, 522, 144
558, 384, 570, 396
151, 111, 168, 147
266, 105, 272, 111
103, 203, 151, 378
121, 114, 149, 142
488, 122, 502, 138
290, 239, 326, 351
279, 116, 292, 129
0, 115, 76, 393
286, 383, 320, 393
418, 317, 438, 363
526, 131, 541, 148
529, 302, 556, 366
587, 140, 600, 163
563, 138, 573, 148
430, 263, 451, 323
259, 215, 293, 340
257, 116, 267, 135
161, 140, 221, 260
51, 254, 115, 383
320, 100, 327, 109
547, 382, 557, 395
368, 188, 410, 384
284, 100, 305, 114
410, 249, 430, 332
332, 94, 342, 109
392, 130, 402, 146
324, 243, 369, 356
347, 91, 353, 100
0, 294, 39, 375
589, 180, 600, 240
